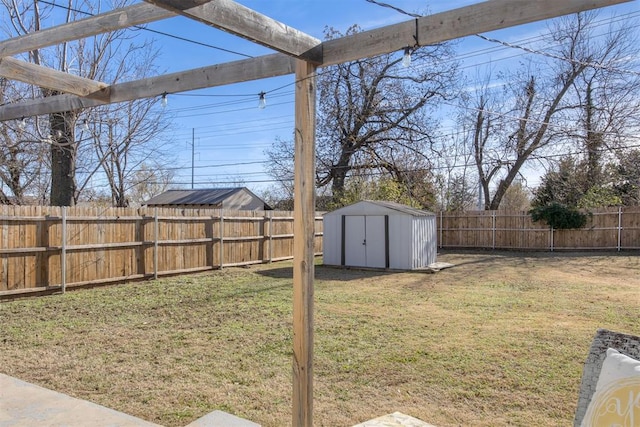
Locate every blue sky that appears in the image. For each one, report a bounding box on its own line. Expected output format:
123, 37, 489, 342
141, 0, 639, 193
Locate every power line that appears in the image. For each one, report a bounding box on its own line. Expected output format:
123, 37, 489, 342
168, 91, 295, 114
162, 15, 639, 117
37, 0, 253, 58
475, 33, 640, 77
363, 0, 421, 18
171, 114, 293, 136
171, 100, 294, 119
173, 93, 256, 98
363, 0, 640, 77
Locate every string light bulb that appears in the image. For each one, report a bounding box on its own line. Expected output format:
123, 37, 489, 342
82, 119, 89, 131
402, 47, 412, 68
258, 92, 266, 109
161, 92, 168, 108
18, 117, 26, 131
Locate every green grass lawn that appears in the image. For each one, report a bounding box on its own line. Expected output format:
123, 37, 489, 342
1, 251, 638, 426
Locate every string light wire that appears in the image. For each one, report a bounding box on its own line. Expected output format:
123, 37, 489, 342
37, 0, 254, 58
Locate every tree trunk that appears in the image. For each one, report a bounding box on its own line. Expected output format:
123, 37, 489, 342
330, 148, 353, 201
49, 112, 77, 206
584, 81, 603, 187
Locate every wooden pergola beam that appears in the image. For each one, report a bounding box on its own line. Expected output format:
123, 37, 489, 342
144, 0, 322, 63
0, 57, 109, 100
0, 0, 630, 121
0, 53, 296, 120
322, 0, 633, 65
0, 3, 173, 58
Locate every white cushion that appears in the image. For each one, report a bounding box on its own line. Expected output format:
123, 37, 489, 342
581, 348, 640, 426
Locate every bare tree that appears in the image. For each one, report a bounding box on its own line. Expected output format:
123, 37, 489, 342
466, 12, 640, 210
0, 0, 167, 206
266, 25, 459, 207
434, 108, 480, 211
565, 13, 640, 188
79, 97, 168, 207
0, 76, 51, 204
127, 163, 174, 206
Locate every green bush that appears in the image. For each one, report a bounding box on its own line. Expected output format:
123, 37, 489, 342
529, 202, 588, 229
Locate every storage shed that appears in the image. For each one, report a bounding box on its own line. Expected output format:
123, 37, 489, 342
323, 200, 437, 270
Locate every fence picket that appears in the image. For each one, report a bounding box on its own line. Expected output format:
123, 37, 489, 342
436, 207, 639, 251
1, 205, 637, 298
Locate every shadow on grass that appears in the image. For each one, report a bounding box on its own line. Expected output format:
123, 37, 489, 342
256, 265, 399, 282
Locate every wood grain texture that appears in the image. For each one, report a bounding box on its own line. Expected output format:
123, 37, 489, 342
0, 53, 296, 120
144, 0, 322, 62
0, 206, 324, 295
322, 0, 632, 65
0, 0, 630, 120
0, 57, 109, 99
0, 3, 173, 58
292, 59, 316, 427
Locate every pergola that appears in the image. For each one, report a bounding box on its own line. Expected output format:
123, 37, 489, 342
0, 0, 630, 425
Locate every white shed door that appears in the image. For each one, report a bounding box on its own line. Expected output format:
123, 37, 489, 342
344, 215, 386, 268
344, 216, 367, 267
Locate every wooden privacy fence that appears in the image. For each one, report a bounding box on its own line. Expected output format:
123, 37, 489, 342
0, 205, 323, 297
438, 206, 640, 251
3, 205, 639, 297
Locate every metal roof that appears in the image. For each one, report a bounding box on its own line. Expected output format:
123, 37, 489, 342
324, 200, 435, 217
363, 200, 435, 216
144, 187, 269, 207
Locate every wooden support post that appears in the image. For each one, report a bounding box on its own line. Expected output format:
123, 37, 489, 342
292, 59, 316, 427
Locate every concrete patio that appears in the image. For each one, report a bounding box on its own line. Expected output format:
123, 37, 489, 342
1, 373, 438, 427
0, 374, 258, 427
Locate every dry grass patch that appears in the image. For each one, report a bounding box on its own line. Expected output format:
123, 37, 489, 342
1, 251, 638, 426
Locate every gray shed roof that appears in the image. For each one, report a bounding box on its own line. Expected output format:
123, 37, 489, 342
144, 187, 271, 209
363, 200, 434, 216
325, 200, 435, 217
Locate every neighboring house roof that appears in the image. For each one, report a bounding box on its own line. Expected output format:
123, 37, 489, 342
324, 200, 435, 217
144, 187, 272, 210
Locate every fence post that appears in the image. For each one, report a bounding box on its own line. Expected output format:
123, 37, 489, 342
207, 215, 215, 269
492, 211, 496, 250
61, 206, 67, 293
439, 210, 443, 249
153, 208, 159, 280
268, 213, 273, 263
550, 226, 554, 252
219, 212, 224, 269
617, 206, 622, 251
